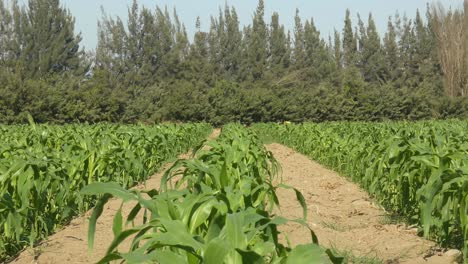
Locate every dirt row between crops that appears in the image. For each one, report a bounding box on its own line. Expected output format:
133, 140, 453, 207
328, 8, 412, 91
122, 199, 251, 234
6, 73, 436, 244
12, 129, 221, 264
13, 133, 459, 264
268, 143, 459, 264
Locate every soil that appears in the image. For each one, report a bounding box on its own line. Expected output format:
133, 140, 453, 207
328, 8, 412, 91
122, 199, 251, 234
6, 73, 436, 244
12, 133, 457, 264
267, 143, 456, 264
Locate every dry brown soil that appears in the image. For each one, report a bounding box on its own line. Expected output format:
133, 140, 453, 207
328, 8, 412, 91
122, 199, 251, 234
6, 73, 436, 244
268, 143, 456, 264
12, 133, 457, 264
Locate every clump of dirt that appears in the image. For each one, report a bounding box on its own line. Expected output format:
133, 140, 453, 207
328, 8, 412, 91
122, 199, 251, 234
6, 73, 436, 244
267, 143, 458, 264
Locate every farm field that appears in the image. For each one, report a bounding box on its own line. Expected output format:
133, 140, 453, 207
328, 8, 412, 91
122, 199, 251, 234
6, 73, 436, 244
14, 124, 339, 263
253, 120, 468, 263
0, 123, 212, 261
1, 0, 468, 263
6, 121, 466, 263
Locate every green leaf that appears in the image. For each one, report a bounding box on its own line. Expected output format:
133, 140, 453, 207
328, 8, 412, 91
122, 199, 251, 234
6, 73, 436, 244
278, 184, 308, 220
235, 249, 265, 264
96, 252, 123, 264
113, 205, 123, 237
204, 238, 231, 264
81, 182, 136, 202
286, 244, 327, 264
189, 199, 216, 233
153, 219, 203, 250
88, 194, 111, 253
225, 213, 247, 249
154, 250, 187, 264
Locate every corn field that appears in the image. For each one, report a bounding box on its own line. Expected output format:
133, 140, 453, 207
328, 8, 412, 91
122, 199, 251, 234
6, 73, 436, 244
3, 120, 467, 263
0, 123, 211, 261
82, 124, 342, 263
252, 121, 468, 262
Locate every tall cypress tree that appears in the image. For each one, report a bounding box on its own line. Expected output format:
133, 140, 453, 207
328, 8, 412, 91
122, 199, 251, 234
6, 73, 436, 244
247, 0, 267, 80
96, 13, 128, 85
223, 6, 242, 78
303, 18, 331, 83
413, 8, 441, 91
359, 13, 385, 83
383, 16, 399, 83
168, 8, 189, 79
188, 16, 209, 80
208, 15, 221, 76
293, 9, 305, 69
127, 0, 140, 64
0, 0, 14, 67
333, 29, 342, 70
398, 15, 417, 87
154, 7, 176, 79
138, 7, 158, 85
126, 0, 142, 85
269, 12, 289, 75
343, 9, 357, 67
21, 0, 84, 78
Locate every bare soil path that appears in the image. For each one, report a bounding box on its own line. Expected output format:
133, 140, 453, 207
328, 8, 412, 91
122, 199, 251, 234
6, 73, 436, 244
12, 129, 221, 264
268, 143, 458, 264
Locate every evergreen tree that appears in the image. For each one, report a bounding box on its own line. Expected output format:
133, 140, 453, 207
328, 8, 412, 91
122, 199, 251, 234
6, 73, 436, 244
343, 9, 357, 67
413, 8, 441, 93
0, 0, 13, 66
360, 13, 385, 83
126, 0, 142, 85
21, 0, 84, 78
138, 7, 158, 85
238, 25, 252, 81
247, 0, 267, 80
398, 15, 418, 87
0, 0, 464, 124
223, 6, 242, 78
293, 9, 306, 69
127, 0, 141, 67
269, 12, 289, 75
188, 17, 209, 80
168, 8, 190, 79
303, 18, 332, 84
208, 15, 221, 76
155, 8, 177, 79
383, 16, 399, 83
333, 29, 342, 70
96, 13, 128, 85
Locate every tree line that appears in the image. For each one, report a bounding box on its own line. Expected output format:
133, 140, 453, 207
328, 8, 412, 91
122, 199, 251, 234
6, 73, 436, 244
0, 0, 467, 125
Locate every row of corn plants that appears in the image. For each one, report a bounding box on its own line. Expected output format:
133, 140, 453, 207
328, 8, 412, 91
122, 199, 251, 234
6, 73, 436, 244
252, 120, 468, 263
83, 124, 342, 263
0, 123, 211, 261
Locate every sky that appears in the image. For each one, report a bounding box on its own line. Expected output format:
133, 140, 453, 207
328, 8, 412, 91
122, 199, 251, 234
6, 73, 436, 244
60, 0, 462, 51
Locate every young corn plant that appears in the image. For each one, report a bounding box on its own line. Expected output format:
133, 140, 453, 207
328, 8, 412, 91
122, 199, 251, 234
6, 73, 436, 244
83, 124, 342, 264
0, 123, 211, 261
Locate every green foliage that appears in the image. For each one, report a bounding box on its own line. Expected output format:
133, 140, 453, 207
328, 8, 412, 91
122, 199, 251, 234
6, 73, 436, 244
253, 121, 468, 262
83, 124, 343, 263
1, 0, 467, 124
0, 123, 211, 261
0, 0, 85, 78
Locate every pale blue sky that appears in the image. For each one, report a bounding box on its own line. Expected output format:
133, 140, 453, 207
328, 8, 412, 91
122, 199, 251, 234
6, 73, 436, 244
60, 0, 461, 50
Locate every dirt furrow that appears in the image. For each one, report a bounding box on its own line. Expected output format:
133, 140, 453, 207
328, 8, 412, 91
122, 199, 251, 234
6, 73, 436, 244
268, 143, 458, 264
